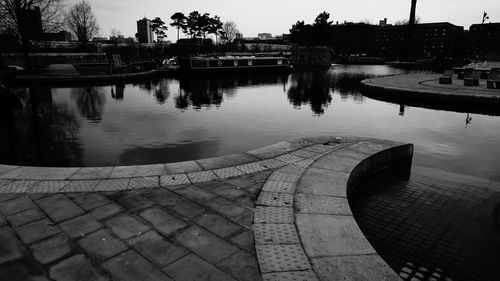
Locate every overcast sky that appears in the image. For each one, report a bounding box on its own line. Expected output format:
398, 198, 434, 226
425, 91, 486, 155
64, 0, 499, 39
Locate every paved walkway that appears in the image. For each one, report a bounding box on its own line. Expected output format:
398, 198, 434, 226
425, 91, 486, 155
0, 137, 413, 281
361, 74, 500, 107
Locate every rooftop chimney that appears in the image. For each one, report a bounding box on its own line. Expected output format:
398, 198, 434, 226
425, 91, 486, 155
409, 0, 417, 25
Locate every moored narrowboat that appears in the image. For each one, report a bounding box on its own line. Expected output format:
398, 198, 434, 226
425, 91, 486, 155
179, 56, 292, 73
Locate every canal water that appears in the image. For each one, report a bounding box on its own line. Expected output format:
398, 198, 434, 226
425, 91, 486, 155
2, 65, 500, 181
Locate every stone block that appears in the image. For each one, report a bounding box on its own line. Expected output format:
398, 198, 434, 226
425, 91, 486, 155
230, 230, 255, 254
254, 224, 300, 245
175, 185, 217, 202
89, 204, 123, 220
257, 192, 293, 207
195, 213, 241, 238
70, 167, 113, 180
1, 167, 79, 180
0, 196, 36, 216
256, 244, 311, 273
187, 171, 218, 183
59, 215, 102, 238
69, 193, 111, 210
142, 188, 185, 207
128, 231, 188, 267
0, 262, 50, 281
0, 228, 24, 265
217, 250, 261, 281
213, 167, 246, 179
247, 141, 300, 159
30, 233, 71, 264
140, 208, 187, 235
311, 154, 359, 173
102, 250, 169, 281
127, 177, 160, 189
295, 214, 375, 257
163, 254, 236, 281
105, 214, 149, 239
253, 207, 294, 224
295, 194, 352, 215
213, 183, 248, 199
312, 255, 400, 281
16, 219, 61, 244
37, 195, 84, 223
160, 174, 191, 187
6, 208, 45, 227
297, 168, 349, 198
94, 178, 130, 191
175, 226, 239, 263
262, 271, 318, 281
78, 229, 127, 261
116, 192, 153, 211
49, 254, 108, 281
204, 197, 248, 218
170, 200, 207, 219
196, 153, 258, 170
164, 161, 203, 174
62, 180, 100, 192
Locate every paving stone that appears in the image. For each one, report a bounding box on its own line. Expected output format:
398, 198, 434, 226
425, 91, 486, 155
0, 165, 18, 175
304, 144, 337, 152
163, 253, 236, 281
37, 195, 84, 223
0, 196, 36, 215
142, 188, 185, 207
50, 254, 108, 281
257, 159, 287, 169
175, 226, 239, 263
62, 180, 99, 192
1, 167, 79, 180
6, 208, 45, 227
30, 233, 71, 264
116, 192, 154, 211
89, 203, 123, 220
59, 214, 102, 238
224, 177, 258, 189
268, 173, 301, 183
213, 183, 248, 199
160, 174, 191, 186
274, 154, 304, 164
28, 181, 69, 193
176, 185, 217, 202
69, 193, 111, 210
193, 180, 224, 190
247, 142, 300, 159
247, 170, 274, 183
102, 250, 169, 281
291, 149, 319, 159
234, 209, 254, 229
295, 194, 352, 215
134, 164, 168, 177
109, 166, 138, 178
16, 219, 61, 244
312, 255, 400, 281
70, 167, 113, 180
128, 177, 160, 189
311, 154, 359, 173
187, 171, 218, 183
140, 208, 187, 235
217, 250, 262, 281
0, 261, 50, 281
257, 192, 294, 207
94, 178, 130, 191
295, 159, 316, 168
0, 216, 6, 226
245, 182, 265, 194
254, 207, 294, 224
276, 165, 306, 176
295, 214, 375, 257
164, 161, 203, 174
230, 231, 255, 254
78, 229, 127, 261
171, 200, 207, 219
128, 231, 188, 267
29, 193, 51, 200
105, 214, 149, 239
254, 224, 300, 245
262, 271, 318, 281
195, 213, 241, 238
298, 167, 350, 197
256, 244, 311, 273
0, 193, 20, 202
236, 193, 259, 208
236, 163, 268, 174
205, 197, 248, 218
213, 167, 246, 179
196, 153, 258, 170
262, 180, 296, 194
0, 228, 24, 265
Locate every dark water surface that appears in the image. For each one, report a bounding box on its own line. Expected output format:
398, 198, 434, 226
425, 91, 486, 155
2, 65, 500, 180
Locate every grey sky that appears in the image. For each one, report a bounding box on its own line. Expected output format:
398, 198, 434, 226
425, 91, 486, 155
64, 0, 499, 39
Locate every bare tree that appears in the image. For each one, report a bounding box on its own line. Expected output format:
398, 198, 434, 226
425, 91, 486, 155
66, 0, 99, 45
395, 16, 421, 25
220, 21, 240, 44
0, 0, 64, 68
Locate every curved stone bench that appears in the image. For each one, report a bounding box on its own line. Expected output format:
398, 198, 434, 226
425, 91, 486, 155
254, 137, 413, 281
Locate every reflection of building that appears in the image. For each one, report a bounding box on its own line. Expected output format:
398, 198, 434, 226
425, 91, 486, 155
469, 23, 500, 60
137, 18, 154, 43
258, 33, 273, 40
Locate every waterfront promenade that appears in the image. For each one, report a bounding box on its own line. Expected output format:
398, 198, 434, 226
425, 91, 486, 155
0, 136, 413, 281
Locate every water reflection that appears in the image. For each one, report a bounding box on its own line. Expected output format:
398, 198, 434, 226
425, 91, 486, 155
71, 87, 105, 123
287, 69, 332, 115
0, 87, 82, 166
111, 84, 125, 100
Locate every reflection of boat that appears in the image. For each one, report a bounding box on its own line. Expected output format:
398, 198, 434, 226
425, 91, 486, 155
179, 55, 292, 73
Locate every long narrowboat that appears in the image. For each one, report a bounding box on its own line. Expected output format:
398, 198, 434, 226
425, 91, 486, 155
178, 56, 292, 73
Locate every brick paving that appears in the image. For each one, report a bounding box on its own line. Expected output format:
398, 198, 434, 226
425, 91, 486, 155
0, 171, 270, 281
350, 167, 500, 281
